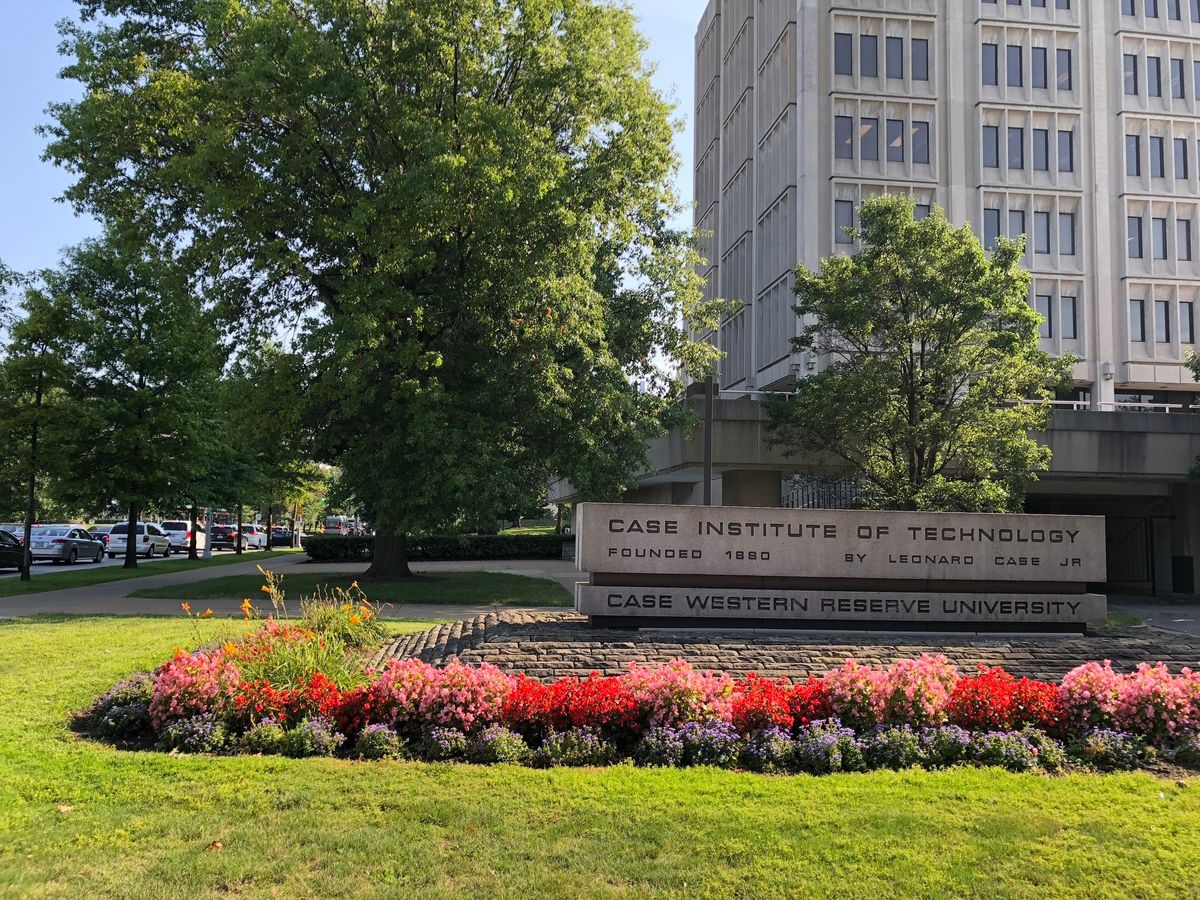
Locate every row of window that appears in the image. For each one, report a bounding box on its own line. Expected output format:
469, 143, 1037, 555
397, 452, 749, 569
833, 200, 930, 244
982, 44, 1073, 90
1034, 294, 1078, 340
983, 0, 1071, 8
834, 117, 931, 164
834, 34, 930, 81
1122, 0, 1200, 22
1130, 298, 1197, 343
1125, 133, 1194, 179
984, 208, 1077, 255
1123, 54, 1200, 100
982, 125, 1074, 172
1127, 214, 1195, 260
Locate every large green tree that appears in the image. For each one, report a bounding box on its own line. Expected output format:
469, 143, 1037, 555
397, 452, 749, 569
46, 0, 721, 576
766, 196, 1073, 513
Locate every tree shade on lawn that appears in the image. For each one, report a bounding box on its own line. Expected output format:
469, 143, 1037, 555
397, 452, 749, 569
0, 616, 1197, 897
45, 0, 729, 579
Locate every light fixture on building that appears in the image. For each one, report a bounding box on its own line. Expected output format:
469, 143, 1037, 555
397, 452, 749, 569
1101, 362, 1115, 381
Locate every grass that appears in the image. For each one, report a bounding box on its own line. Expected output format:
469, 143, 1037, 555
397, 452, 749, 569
1106, 610, 1145, 628
130, 570, 572, 607
0, 616, 1197, 898
0, 549, 306, 598
499, 524, 558, 535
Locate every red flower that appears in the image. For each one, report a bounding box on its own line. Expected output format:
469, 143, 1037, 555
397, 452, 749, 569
732, 673, 794, 735
788, 677, 831, 729
1011, 677, 1064, 735
562, 675, 639, 733
946, 666, 1016, 731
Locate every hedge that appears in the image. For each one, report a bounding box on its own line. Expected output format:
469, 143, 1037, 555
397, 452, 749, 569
303, 533, 572, 563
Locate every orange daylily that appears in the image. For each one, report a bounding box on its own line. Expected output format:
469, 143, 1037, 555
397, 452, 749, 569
181, 602, 191, 614
349, 614, 362, 625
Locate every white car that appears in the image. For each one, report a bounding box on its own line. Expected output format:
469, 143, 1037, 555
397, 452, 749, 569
159, 520, 206, 552
240, 524, 269, 549
107, 522, 172, 559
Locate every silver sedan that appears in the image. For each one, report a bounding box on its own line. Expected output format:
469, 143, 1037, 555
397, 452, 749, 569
28, 525, 105, 564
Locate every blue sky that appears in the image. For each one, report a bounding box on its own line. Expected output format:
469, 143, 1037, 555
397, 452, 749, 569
0, 0, 701, 275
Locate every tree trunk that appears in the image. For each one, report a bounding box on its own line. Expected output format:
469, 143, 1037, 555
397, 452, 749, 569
264, 502, 273, 556
188, 502, 199, 560
365, 531, 413, 578
124, 500, 139, 569
19, 370, 44, 582
291, 502, 300, 549
235, 503, 243, 555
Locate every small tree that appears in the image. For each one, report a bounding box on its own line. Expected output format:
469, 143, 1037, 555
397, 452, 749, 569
766, 196, 1072, 512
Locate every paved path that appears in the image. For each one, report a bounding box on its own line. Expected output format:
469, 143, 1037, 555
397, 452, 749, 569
1107, 596, 1200, 637
0, 556, 583, 619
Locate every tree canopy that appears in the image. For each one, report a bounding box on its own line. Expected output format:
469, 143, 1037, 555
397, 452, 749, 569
766, 196, 1073, 513
46, 0, 722, 574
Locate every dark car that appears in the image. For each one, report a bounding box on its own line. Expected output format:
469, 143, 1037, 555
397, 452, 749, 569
211, 525, 247, 551
0, 529, 22, 570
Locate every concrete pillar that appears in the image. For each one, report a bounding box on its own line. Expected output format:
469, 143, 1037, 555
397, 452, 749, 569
1169, 483, 1200, 596
719, 470, 784, 508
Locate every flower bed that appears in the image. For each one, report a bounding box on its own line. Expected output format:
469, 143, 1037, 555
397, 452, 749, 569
80, 589, 1200, 776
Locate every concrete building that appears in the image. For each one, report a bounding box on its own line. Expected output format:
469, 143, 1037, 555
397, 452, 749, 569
552, 1, 1200, 597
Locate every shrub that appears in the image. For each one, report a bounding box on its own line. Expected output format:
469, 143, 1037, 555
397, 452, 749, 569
372, 658, 511, 736
861, 725, 923, 770
303, 533, 571, 564
468, 725, 531, 764
534, 728, 616, 768
968, 731, 1040, 772
1011, 678, 1065, 735
623, 660, 734, 729
1071, 729, 1150, 772
418, 727, 470, 761
281, 717, 345, 758
792, 720, 864, 775
947, 666, 1016, 731
632, 726, 686, 768
1060, 661, 1123, 733
1173, 734, 1200, 769
300, 582, 386, 648
677, 720, 741, 768
240, 721, 287, 755
1113, 663, 1200, 746
156, 713, 231, 753
732, 674, 794, 735
919, 725, 973, 768
879, 656, 958, 727
788, 678, 831, 729
353, 724, 406, 761
1021, 727, 1067, 773
92, 703, 152, 741
822, 660, 885, 731
87, 672, 154, 728
741, 727, 795, 774
150, 650, 241, 729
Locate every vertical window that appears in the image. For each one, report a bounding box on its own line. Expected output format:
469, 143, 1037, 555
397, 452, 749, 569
835, 201, 854, 244
1155, 299, 1172, 342
861, 35, 878, 78
1008, 127, 1025, 169
913, 39, 929, 82
1034, 211, 1051, 253
861, 118, 879, 161
984, 208, 1001, 249
1125, 55, 1140, 96
1131, 299, 1146, 342
1182, 301, 1195, 343
886, 37, 904, 79
1035, 294, 1053, 339
887, 119, 905, 162
1033, 129, 1050, 171
1149, 0, 1160, 16
1062, 296, 1078, 340
1056, 0, 1070, 7
1129, 216, 1145, 258
1058, 130, 1074, 173
914, 204, 931, 220
1178, 218, 1193, 260
1007, 45, 1023, 88
1153, 217, 1168, 259
983, 125, 1000, 168
1127, 134, 1142, 177
912, 121, 930, 164
1151, 136, 1165, 178
983, 44, 999, 86
1173, 58, 1187, 98
1176, 137, 1190, 179
1193, 0, 1200, 23
1057, 49, 1073, 91
835, 116, 853, 159
834, 33, 853, 76
1059, 212, 1076, 255
1171, 0, 1183, 19
1009, 209, 1027, 242
1149, 56, 1163, 97
1032, 48, 1048, 90
1122, 0, 1136, 13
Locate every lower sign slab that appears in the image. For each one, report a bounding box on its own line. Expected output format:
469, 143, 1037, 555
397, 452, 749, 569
576, 585, 1107, 627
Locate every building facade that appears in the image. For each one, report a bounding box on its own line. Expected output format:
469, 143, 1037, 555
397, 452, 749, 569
695, 0, 1200, 409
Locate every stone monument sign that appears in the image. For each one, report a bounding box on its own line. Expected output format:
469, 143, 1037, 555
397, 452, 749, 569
574, 503, 1107, 631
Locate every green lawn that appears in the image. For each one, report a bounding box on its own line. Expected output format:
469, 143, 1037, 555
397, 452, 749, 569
500, 524, 559, 536
0, 549, 306, 599
1106, 610, 1145, 628
0, 617, 1198, 898
130, 570, 571, 607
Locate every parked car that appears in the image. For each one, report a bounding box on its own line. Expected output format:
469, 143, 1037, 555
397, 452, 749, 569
28, 525, 105, 564
211, 525, 248, 551
87, 524, 112, 548
159, 520, 206, 552
107, 522, 172, 559
0, 529, 23, 569
271, 527, 309, 548
240, 524, 268, 549
0, 524, 24, 545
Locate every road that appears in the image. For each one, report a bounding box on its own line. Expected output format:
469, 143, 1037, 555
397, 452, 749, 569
0, 546, 274, 579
